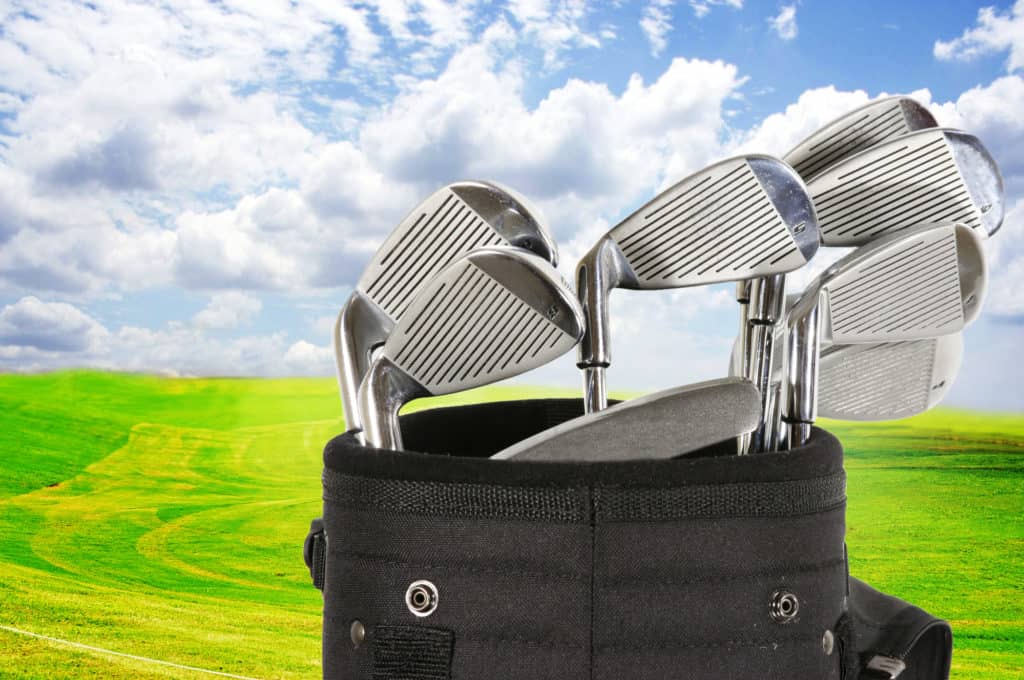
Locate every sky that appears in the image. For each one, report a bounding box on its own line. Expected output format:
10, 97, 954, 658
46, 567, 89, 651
1, 0, 1023, 411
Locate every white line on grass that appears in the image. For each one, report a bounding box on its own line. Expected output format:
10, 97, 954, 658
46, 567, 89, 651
0, 624, 265, 680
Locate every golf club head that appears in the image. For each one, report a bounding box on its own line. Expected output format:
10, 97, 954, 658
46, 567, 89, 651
807, 128, 1004, 246
811, 222, 986, 345
491, 378, 761, 462
818, 334, 963, 421
359, 246, 585, 449
577, 154, 819, 411
335, 180, 558, 434
784, 222, 987, 446
785, 96, 938, 180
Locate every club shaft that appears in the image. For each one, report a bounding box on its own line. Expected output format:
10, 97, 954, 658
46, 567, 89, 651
785, 303, 821, 449
743, 274, 786, 453
583, 366, 607, 414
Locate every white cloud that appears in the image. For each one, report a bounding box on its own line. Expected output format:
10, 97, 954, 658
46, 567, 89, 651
507, 0, 603, 69
689, 0, 742, 19
934, 0, 1024, 72
641, 1, 675, 57
361, 49, 745, 233
769, 5, 798, 41
284, 339, 335, 375
0, 297, 109, 352
193, 292, 263, 330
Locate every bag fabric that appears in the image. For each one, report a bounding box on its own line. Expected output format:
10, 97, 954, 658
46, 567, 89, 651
319, 399, 859, 679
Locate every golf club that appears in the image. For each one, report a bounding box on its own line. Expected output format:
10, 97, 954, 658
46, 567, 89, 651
730, 327, 963, 423
491, 378, 760, 461
334, 181, 558, 440
358, 246, 584, 450
576, 154, 819, 415
818, 334, 963, 422
782, 222, 987, 448
738, 96, 939, 450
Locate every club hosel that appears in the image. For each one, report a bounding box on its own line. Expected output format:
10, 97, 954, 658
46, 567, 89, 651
747, 274, 787, 323
736, 280, 751, 304
357, 357, 422, 451
335, 292, 395, 438
575, 237, 631, 369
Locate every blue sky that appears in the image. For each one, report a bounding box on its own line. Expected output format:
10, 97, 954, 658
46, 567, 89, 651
1, 0, 1023, 411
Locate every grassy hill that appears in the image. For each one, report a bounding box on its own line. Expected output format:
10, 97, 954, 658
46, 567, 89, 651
0, 371, 1020, 678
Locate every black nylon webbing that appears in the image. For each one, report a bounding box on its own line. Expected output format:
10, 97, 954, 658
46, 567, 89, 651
372, 625, 454, 680
322, 469, 846, 522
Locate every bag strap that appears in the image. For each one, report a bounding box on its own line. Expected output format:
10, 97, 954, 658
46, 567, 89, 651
303, 517, 327, 592
847, 577, 952, 680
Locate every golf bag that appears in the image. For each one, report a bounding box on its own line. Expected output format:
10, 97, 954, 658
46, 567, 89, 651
305, 399, 952, 680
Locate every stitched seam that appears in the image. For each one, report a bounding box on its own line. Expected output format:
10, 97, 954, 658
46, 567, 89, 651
588, 486, 596, 680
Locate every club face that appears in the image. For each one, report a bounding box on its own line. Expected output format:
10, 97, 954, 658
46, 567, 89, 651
818, 334, 963, 420
785, 96, 938, 180
606, 154, 819, 290
813, 222, 987, 344
380, 247, 584, 396
492, 378, 761, 462
808, 128, 1004, 246
355, 181, 558, 322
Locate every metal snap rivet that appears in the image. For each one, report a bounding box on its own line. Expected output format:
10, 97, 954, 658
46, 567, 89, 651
405, 580, 439, 617
769, 590, 800, 623
822, 629, 834, 656
350, 620, 365, 648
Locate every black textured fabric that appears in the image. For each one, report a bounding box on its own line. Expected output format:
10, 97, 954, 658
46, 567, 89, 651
305, 517, 327, 591
372, 625, 453, 680
321, 399, 849, 680
848, 577, 952, 680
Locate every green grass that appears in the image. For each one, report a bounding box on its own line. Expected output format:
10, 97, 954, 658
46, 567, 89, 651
0, 371, 1020, 678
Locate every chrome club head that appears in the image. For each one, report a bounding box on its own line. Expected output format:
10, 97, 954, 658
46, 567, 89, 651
818, 334, 963, 421
491, 378, 761, 462
576, 154, 819, 412
807, 128, 1004, 246
358, 247, 584, 450
334, 181, 558, 436
738, 97, 939, 451
785, 96, 938, 180
783, 222, 987, 447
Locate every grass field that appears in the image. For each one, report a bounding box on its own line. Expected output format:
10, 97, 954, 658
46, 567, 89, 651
0, 371, 1020, 678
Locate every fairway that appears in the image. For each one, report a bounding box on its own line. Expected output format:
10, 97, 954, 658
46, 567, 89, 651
0, 371, 1020, 678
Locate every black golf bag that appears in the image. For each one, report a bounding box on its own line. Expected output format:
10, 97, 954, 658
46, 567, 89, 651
304, 400, 952, 680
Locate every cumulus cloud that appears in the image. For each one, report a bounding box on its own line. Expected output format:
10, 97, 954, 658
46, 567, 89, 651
361, 47, 745, 233
769, 5, 798, 41
641, 1, 675, 57
41, 125, 159, 192
934, 0, 1024, 72
284, 340, 335, 375
0, 296, 109, 352
192, 292, 263, 330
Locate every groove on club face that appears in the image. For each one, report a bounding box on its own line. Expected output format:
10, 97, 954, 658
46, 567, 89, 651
384, 247, 583, 395
612, 156, 813, 287
786, 96, 937, 180
818, 335, 962, 421
808, 128, 1004, 246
